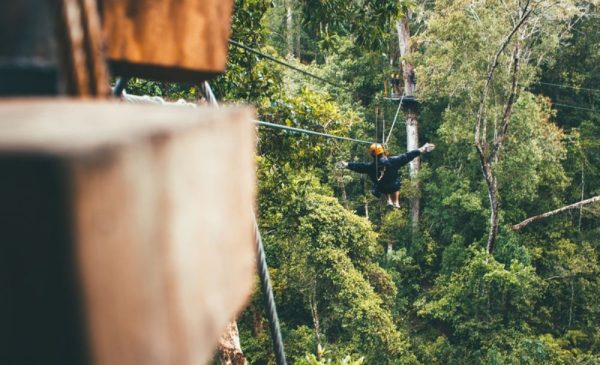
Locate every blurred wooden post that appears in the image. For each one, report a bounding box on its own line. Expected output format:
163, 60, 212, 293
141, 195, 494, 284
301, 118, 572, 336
102, 0, 234, 82
0, 100, 256, 365
56, 0, 110, 96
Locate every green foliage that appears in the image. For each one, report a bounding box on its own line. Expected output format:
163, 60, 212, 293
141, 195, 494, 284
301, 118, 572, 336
382, 248, 422, 315
125, 78, 199, 101
153, 0, 600, 363
286, 326, 319, 363
296, 352, 364, 365
212, 0, 281, 101
251, 169, 418, 363
497, 93, 569, 222
379, 209, 410, 250
314, 247, 417, 364
299, 193, 379, 262
257, 87, 362, 178
299, 0, 425, 50
416, 249, 545, 343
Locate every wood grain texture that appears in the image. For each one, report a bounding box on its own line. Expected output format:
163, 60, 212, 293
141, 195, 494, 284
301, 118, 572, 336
0, 100, 256, 365
56, 0, 110, 96
102, 0, 234, 80
79, 0, 110, 96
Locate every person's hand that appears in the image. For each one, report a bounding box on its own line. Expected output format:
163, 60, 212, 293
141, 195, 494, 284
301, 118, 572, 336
335, 161, 348, 169
419, 143, 436, 153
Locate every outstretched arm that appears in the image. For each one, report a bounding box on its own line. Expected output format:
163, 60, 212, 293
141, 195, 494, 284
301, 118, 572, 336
389, 149, 420, 167
419, 143, 436, 153
389, 143, 435, 167
336, 161, 370, 173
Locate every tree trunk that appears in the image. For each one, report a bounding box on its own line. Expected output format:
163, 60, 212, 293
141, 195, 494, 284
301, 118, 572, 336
286, 0, 294, 58
338, 176, 349, 210
308, 283, 322, 353
218, 321, 248, 365
295, 12, 301, 60
397, 18, 415, 96
397, 17, 420, 231
406, 110, 420, 231
486, 170, 499, 254
253, 307, 264, 336
473, 6, 531, 255
362, 176, 369, 219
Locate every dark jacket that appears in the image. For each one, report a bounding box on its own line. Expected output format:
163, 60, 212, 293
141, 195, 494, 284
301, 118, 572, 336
347, 149, 421, 192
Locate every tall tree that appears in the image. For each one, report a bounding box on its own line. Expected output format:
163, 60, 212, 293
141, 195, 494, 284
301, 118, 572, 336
396, 9, 420, 230
418, 0, 599, 254
285, 0, 295, 58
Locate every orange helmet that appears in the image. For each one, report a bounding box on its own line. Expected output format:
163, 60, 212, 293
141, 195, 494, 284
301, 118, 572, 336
368, 143, 385, 157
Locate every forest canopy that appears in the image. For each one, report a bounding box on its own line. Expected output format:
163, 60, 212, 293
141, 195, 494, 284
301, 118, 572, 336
131, 0, 600, 363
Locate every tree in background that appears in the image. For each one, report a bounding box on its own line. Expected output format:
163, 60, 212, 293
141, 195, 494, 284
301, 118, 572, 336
417, 0, 599, 254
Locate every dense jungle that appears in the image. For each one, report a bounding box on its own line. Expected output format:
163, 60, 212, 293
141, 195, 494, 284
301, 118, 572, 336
129, 0, 600, 363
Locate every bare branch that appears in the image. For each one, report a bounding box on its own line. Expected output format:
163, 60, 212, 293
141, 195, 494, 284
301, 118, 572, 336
512, 196, 600, 231
490, 44, 521, 164
474, 3, 534, 255
474, 6, 533, 149
545, 271, 596, 281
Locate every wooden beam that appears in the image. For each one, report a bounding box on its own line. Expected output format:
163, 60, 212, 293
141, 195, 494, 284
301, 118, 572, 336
102, 0, 234, 82
0, 100, 256, 365
56, 0, 110, 96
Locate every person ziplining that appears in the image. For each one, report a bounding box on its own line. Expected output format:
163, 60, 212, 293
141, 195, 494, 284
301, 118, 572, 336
336, 142, 435, 208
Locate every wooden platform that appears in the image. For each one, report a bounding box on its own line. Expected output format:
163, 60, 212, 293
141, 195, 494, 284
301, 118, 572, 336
0, 99, 256, 365
102, 0, 234, 82
383, 95, 420, 110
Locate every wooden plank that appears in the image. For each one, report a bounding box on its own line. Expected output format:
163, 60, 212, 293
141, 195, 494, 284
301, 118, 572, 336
57, 0, 91, 95
102, 0, 234, 82
56, 0, 110, 96
79, 0, 111, 95
0, 100, 256, 365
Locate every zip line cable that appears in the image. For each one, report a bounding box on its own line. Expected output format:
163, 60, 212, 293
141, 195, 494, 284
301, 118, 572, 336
119, 77, 289, 365
254, 219, 288, 365
536, 81, 600, 94
229, 39, 374, 100
113, 77, 130, 97
119, 42, 600, 101
229, 38, 392, 140
255, 120, 374, 145
374, 103, 381, 145
203, 82, 288, 365
229, 39, 344, 89
384, 94, 404, 146
115, 78, 374, 145
553, 102, 599, 113
382, 104, 386, 144
201, 84, 374, 365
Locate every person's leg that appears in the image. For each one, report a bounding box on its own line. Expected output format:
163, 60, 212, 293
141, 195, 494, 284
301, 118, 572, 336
385, 193, 393, 206
392, 191, 400, 208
